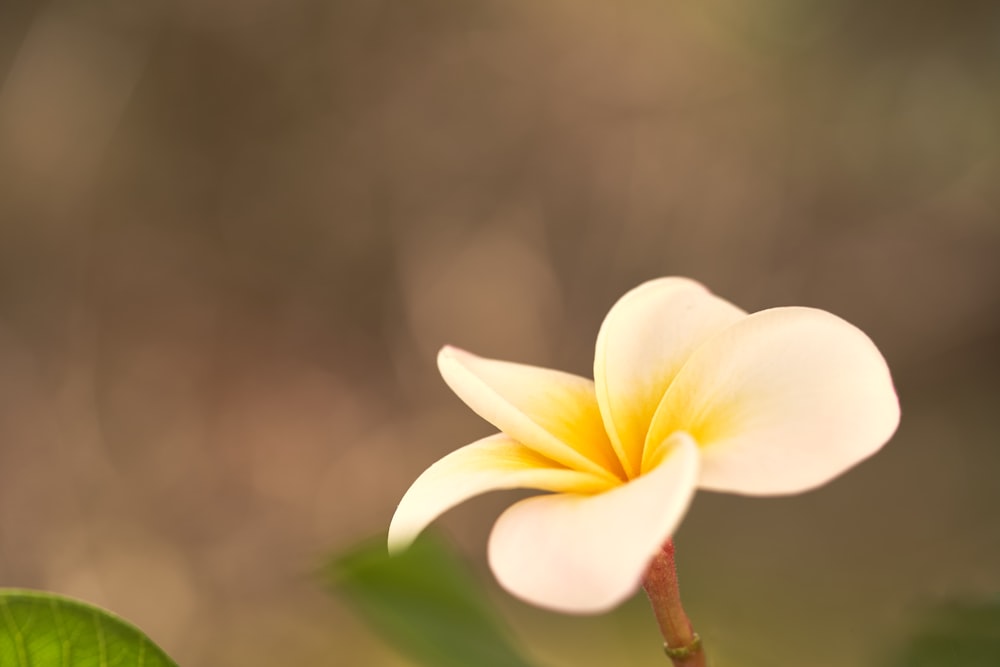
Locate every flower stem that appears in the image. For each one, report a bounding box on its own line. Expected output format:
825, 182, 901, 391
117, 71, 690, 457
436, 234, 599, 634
641, 540, 708, 667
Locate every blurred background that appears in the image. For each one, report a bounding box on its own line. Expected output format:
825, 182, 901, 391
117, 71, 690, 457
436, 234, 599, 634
1, 0, 998, 665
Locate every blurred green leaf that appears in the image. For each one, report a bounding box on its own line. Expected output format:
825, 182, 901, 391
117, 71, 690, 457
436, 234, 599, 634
887, 598, 1000, 667
0, 589, 178, 667
324, 533, 540, 667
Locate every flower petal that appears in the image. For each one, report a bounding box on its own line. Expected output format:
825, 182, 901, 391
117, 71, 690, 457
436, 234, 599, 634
487, 433, 700, 613
388, 434, 610, 553
594, 277, 746, 477
644, 307, 900, 494
438, 346, 623, 481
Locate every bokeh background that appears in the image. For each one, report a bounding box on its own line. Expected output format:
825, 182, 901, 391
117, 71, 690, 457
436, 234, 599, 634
1, 1, 998, 665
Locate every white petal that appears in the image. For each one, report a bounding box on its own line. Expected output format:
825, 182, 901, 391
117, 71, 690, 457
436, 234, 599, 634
645, 307, 900, 494
487, 433, 700, 613
438, 346, 623, 481
594, 277, 746, 477
388, 434, 610, 553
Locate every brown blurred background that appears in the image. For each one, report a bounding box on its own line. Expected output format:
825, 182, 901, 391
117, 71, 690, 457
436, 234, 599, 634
1, 1, 998, 665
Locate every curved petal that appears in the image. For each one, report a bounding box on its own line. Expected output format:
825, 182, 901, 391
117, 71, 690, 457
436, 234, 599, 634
487, 433, 700, 613
644, 307, 900, 494
388, 434, 610, 553
594, 277, 746, 477
438, 346, 623, 481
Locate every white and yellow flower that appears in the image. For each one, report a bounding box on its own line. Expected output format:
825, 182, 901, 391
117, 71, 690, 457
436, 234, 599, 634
388, 277, 899, 613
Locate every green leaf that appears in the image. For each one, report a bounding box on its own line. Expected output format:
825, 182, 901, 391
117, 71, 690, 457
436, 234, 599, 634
887, 598, 1000, 667
324, 533, 540, 667
0, 589, 178, 667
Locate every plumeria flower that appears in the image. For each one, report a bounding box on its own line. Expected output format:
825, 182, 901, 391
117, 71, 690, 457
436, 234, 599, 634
388, 277, 899, 613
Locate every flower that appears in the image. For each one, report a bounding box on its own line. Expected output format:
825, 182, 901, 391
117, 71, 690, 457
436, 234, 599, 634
388, 277, 900, 613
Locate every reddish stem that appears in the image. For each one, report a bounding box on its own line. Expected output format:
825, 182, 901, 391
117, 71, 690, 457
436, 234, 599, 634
641, 540, 708, 667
